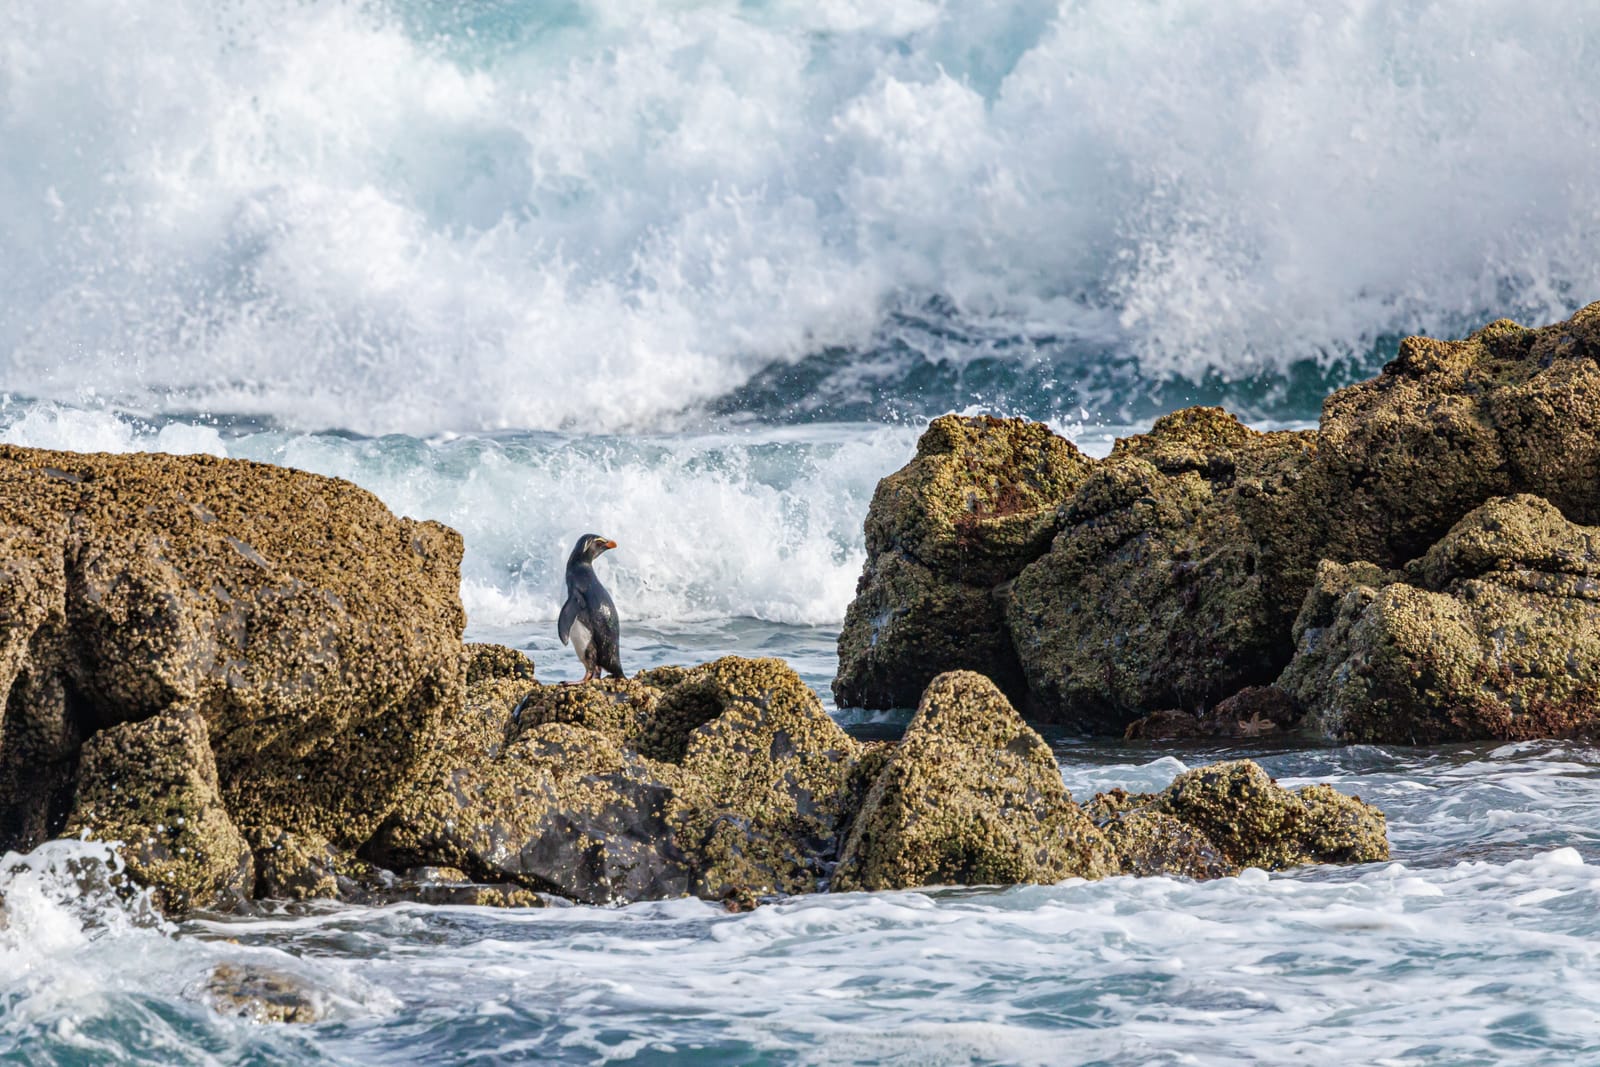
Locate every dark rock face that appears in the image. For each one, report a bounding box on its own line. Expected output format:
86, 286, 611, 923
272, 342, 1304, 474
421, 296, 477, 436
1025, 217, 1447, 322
832, 671, 1117, 892
834, 416, 1093, 709
1280, 495, 1600, 742
0, 445, 466, 863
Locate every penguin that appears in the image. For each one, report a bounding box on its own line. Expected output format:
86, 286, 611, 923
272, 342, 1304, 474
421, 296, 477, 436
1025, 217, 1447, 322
558, 533, 623, 683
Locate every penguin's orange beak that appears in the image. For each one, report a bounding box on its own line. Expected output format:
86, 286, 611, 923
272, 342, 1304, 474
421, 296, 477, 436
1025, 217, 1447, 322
600, 539, 618, 551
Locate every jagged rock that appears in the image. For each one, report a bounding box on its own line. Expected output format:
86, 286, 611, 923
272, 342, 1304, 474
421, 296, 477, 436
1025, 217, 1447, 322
1311, 305, 1600, 578
834, 416, 1092, 709
0, 445, 466, 858
64, 706, 253, 914
832, 671, 1117, 892
363, 676, 690, 905
666, 657, 863, 899
1280, 495, 1600, 741
466, 643, 535, 684
1008, 408, 1315, 730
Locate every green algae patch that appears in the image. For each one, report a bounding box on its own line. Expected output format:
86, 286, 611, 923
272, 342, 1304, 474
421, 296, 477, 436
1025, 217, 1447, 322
66, 705, 254, 914
832, 671, 1117, 892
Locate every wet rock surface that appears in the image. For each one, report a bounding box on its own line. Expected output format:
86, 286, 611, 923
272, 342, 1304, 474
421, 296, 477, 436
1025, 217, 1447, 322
0, 445, 466, 865
1280, 495, 1600, 742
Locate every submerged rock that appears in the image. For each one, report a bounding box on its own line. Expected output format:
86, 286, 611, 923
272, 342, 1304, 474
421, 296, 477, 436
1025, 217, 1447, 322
1281, 495, 1600, 742
834, 416, 1092, 709
204, 964, 328, 1025
832, 671, 1117, 892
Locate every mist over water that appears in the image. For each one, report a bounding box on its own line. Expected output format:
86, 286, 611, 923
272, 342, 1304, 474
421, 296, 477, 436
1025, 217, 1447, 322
4, 0, 1599, 433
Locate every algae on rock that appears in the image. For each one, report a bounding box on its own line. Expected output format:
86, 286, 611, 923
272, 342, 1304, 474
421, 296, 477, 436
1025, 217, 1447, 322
1281, 495, 1600, 742
834, 415, 1093, 710
1007, 408, 1315, 730
65, 705, 254, 914
833, 671, 1117, 892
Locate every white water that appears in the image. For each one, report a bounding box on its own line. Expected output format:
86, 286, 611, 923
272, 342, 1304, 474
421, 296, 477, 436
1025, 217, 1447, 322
5, 744, 1600, 1065
4, 0, 1599, 433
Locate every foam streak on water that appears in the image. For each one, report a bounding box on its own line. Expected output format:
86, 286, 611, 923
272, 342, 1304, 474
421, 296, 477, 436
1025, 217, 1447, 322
6, 744, 1600, 1065
3, 1, 1599, 432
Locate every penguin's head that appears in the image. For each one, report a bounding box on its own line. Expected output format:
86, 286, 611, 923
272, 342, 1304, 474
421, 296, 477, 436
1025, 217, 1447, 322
572, 533, 618, 563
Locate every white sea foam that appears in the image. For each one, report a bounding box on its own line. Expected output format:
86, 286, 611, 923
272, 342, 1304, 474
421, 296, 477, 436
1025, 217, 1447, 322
3, 1, 1598, 433
0, 402, 916, 626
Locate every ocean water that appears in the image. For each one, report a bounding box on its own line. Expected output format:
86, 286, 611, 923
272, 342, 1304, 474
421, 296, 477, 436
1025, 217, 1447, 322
5, 0, 1600, 1061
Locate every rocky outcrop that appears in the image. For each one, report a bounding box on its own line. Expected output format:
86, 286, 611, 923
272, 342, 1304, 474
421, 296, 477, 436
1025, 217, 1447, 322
834, 416, 1093, 709
832, 671, 1117, 892
1086, 759, 1388, 875
369, 657, 865, 906
0, 445, 466, 864
1280, 495, 1600, 742
835, 302, 1600, 741
1007, 408, 1315, 730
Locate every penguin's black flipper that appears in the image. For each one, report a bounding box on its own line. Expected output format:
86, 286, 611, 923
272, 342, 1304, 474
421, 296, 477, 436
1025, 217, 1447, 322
557, 592, 581, 647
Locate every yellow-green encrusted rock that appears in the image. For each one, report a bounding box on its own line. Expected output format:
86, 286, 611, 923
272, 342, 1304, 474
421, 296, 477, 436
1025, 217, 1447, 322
667, 657, 863, 899
1008, 408, 1315, 729
1280, 495, 1600, 741
834, 415, 1092, 709
0, 443, 466, 856
1156, 760, 1388, 869
65, 705, 253, 914
832, 671, 1117, 892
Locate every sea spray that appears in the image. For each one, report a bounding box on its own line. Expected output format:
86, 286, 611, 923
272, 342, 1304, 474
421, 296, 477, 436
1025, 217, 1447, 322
4, 0, 1599, 433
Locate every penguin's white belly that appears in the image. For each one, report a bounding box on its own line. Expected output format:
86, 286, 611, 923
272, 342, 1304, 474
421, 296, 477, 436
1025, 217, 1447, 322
570, 617, 595, 664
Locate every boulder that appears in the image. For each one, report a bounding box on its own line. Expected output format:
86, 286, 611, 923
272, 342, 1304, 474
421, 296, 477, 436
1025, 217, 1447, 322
362, 677, 690, 906
204, 964, 328, 1025
1157, 760, 1388, 869
1311, 305, 1600, 577
834, 416, 1092, 709
1280, 495, 1600, 742
0, 445, 466, 855
667, 657, 864, 900
465, 643, 535, 684
832, 671, 1117, 892
369, 658, 865, 906
64, 705, 254, 914
1007, 408, 1315, 730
